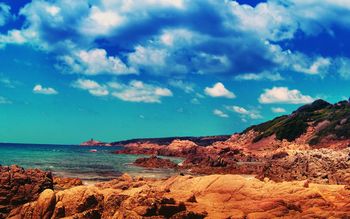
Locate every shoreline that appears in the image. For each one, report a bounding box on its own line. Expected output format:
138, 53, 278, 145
2, 164, 350, 218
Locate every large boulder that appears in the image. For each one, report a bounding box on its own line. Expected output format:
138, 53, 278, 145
0, 165, 53, 218
133, 156, 178, 169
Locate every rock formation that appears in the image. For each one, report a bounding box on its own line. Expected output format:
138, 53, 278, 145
258, 148, 350, 184
0, 165, 53, 218
133, 156, 178, 169
7, 174, 350, 219
53, 176, 83, 190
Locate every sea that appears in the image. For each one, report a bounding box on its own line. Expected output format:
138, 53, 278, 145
0, 143, 183, 183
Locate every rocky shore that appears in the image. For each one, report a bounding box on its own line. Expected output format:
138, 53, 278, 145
0, 165, 53, 218
133, 156, 178, 169
5, 99, 350, 218
3, 166, 350, 219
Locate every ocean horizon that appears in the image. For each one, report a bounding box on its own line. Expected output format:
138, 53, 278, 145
0, 143, 182, 183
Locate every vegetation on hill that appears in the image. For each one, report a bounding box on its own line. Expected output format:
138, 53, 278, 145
244, 99, 350, 145
111, 135, 231, 147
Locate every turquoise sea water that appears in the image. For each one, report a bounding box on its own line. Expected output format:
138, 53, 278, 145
0, 143, 182, 182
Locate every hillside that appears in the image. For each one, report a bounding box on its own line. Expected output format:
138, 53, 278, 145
244, 99, 350, 146
110, 135, 231, 147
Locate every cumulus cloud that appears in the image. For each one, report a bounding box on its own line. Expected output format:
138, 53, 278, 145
72, 79, 109, 96
226, 105, 262, 119
259, 87, 314, 104
213, 109, 229, 118
0, 29, 34, 48
58, 48, 136, 75
33, 84, 58, 95
230, 1, 297, 41
0, 0, 306, 76
271, 107, 286, 113
72, 79, 173, 103
235, 72, 284, 81
1, 0, 350, 79
111, 80, 173, 103
204, 82, 235, 99
282, 0, 350, 36
292, 56, 331, 75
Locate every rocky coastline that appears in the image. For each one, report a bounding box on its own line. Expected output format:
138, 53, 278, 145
4, 99, 350, 218
2, 166, 350, 219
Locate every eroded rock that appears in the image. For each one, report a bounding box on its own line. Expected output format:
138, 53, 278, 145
0, 165, 53, 218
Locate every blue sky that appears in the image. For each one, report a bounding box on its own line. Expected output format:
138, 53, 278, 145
1, 0, 350, 144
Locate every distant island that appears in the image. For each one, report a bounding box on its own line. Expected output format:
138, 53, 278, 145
80, 138, 111, 146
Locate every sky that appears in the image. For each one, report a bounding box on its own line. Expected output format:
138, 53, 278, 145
1, 0, 350, 144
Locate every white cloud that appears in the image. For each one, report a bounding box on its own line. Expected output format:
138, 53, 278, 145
213, 109, 229, 118
229, 106, 249, 115
0, 96, 11, 104
46, 5, 60, 16
80, 6, 123, 36
226, 105, 262, 119
72, 79, 173, 103
72, 79, 109, 96
129, 46, 168, 68
0, 3, 11, 26
111, 80, 173, 103
292, 56, 331, 75
259, 87, 314, 104
2, 0, 350, 81
271, 107, 286, 113
0, 30, 33, 47
230, 1, 297, 41
33, 84, 58, 95
283, 0, 350, 36
235, 72, 284, 81
59, 48, 137, 75
204, 82, 235, 99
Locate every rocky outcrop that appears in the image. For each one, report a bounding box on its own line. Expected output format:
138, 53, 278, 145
8, 174, 350, 218
53, 176, 83, 190
114, 139, 203, 158
258, 148, 350, 184
134, 156, 178, 169
0, 165, 53, 218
